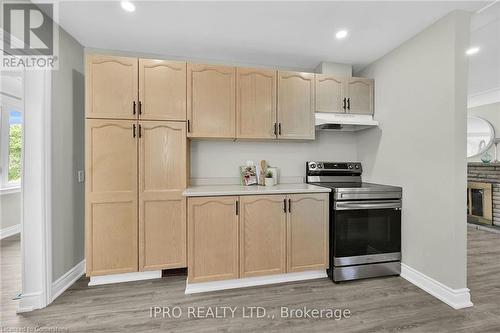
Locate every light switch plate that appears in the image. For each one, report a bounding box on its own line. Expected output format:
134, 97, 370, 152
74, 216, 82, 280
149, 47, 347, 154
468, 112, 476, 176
77, 170, 85, 183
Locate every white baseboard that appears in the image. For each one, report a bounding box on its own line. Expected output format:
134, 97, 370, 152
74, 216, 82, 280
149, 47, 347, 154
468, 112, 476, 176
401, 263, 473, 309
17, 291, 44, 313
51, 260, 85, 301
0, 224, 21, 239
185, 270, 327, 294
89, 270, 161, 286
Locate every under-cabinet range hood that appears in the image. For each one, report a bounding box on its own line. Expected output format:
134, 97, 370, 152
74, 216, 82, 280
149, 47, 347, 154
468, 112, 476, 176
315, 112, 379, 132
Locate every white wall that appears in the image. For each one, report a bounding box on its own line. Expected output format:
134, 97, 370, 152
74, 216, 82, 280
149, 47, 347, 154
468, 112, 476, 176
51, 27, 85, 282
191, 132, 358, 183
467, 102, 500, 162
0, 192, 21, 230
356, 11, 470, 289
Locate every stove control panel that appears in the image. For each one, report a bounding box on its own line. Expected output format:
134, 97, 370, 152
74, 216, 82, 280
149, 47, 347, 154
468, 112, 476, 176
307, 161, 362, 173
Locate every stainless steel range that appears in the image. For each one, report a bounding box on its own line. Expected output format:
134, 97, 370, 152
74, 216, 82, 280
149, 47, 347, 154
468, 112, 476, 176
306, 161, 402, 282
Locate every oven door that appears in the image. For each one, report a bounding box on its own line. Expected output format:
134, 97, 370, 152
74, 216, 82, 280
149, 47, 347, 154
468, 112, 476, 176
333, 200, 401, 266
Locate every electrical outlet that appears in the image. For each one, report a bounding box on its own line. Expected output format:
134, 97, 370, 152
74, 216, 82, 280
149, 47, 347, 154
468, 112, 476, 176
77, 170, 85, 183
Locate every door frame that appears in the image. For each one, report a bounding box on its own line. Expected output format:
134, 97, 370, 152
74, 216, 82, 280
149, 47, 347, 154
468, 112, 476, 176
1, 28, 53, 312
18, 68, 53, 312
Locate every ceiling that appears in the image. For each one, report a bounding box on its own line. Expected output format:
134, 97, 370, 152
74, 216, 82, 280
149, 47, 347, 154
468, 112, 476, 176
469, 1, 500, 96
53, 1, 488, 71
51, 1, 498, 96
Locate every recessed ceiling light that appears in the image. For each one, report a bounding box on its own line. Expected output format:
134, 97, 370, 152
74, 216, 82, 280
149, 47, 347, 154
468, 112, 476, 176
336, 30, 348, 39
121, 1, 135, 12
466, 47, 480, 55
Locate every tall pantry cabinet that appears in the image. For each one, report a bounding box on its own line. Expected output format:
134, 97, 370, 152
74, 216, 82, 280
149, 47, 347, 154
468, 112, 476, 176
85, 55, 187, 276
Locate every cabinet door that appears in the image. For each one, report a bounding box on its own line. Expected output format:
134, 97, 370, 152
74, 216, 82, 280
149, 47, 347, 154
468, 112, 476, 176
85, 119, 138, 276
187, 64, 236, 138
240, 195, 286, 278
315, 74, 346, 113
188, 196, 239, 283
139, 59, 186, 121
347, 77, 374, 115
236, 68, 277, 139
287, 193, 329, 273
139, 121, 187, 271
277, 71, 315, 140
86, 55, 138, 119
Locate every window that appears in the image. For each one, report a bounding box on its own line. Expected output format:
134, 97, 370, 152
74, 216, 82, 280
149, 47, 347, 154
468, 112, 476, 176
0, 94, 23, 189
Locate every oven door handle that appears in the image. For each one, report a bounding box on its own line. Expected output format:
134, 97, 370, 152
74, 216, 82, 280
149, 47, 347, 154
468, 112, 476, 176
334, 200, 401, 210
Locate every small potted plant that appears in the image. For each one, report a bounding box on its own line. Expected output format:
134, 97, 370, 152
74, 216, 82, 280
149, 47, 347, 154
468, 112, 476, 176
265, 170, 274, 187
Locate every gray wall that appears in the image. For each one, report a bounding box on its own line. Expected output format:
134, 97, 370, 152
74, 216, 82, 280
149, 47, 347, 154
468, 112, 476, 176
467, 102, 500, 162
51, 27, 85, 282
356, 11, 470, 289
1, 192, 21, 230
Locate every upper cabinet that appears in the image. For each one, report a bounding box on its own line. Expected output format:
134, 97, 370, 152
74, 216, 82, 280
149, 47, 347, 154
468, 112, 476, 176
187, 64, 236, 138
86, 55, 138, 120
236, 68, 277, 139
315, 74, 345, 113
277, 71, 315, 140
86, 53, 375, 136
315, 75, 374, 115
346, 77, 374, 115
138, 59, 187, 121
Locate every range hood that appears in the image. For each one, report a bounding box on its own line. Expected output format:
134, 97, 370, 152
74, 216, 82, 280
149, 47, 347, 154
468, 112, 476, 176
315, 112, 379, 132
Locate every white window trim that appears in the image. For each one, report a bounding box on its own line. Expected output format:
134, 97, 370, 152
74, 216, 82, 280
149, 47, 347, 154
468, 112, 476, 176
0, 186, 21, 195
0, 88, 23, 190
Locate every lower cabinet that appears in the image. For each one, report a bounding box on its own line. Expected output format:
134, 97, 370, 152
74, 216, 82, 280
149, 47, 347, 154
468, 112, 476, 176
287, 194, 329, 272
187, 193, 329, 283
239, 195, 286, 278
187, 196, 239, 283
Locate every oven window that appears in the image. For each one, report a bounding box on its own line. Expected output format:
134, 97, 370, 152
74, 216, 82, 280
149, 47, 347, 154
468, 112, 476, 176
334, 208, 401, 258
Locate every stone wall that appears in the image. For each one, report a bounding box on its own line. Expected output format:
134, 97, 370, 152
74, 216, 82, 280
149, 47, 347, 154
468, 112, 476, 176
467, 162, 500, 226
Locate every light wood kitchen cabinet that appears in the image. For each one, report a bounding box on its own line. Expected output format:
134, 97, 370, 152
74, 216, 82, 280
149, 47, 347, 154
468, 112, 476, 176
239, 195, 286, 278
315, 74, 346, 113
86, 55, 138, 120
138, 59, 187, 121
236, 68, 277, 139
139, 121, 187, 271
187, 64, 236, 138
85, 119, 138, 276
346, 77, 374, 115
188, 196, 239, 283
287, 193, 329, 272
277, 71, 315, 140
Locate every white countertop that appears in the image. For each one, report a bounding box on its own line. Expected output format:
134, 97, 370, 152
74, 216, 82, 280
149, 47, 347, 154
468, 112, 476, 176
183, 183, 331, 197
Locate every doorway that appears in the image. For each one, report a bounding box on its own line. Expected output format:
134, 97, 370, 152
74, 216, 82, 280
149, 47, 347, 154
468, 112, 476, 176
0, 69, 24, 318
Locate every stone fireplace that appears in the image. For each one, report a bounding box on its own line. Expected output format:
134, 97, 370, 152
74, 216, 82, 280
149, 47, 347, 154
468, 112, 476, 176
468, 163, 500, 227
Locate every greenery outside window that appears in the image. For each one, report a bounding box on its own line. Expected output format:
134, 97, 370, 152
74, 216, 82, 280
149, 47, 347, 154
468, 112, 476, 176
1, 100, 23, 190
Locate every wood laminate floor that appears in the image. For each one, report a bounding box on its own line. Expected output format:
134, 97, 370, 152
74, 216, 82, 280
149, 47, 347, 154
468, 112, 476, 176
1, 228, 499, 332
